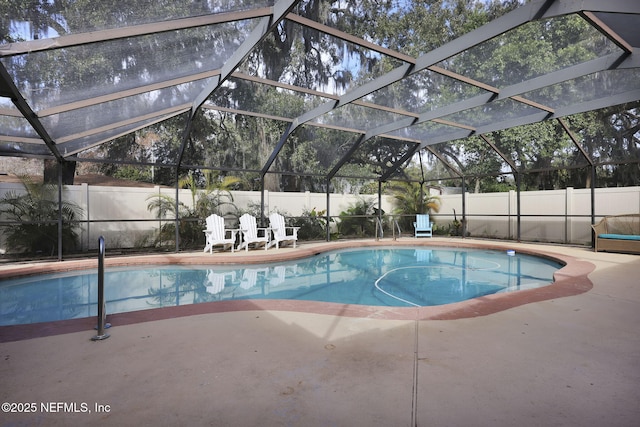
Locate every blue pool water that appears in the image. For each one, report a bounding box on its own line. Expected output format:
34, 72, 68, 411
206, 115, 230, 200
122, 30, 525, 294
0, 247, 562, 326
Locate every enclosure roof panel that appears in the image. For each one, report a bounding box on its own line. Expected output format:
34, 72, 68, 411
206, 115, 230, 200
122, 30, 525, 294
0, 0, 638, 180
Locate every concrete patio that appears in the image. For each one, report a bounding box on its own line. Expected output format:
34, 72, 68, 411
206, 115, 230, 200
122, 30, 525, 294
1, 239, 638, 426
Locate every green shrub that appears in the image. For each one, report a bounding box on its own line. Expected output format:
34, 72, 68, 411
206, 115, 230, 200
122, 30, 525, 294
337, 197, 377, 237
0, 176, 83, 256
295, 208, 328, 240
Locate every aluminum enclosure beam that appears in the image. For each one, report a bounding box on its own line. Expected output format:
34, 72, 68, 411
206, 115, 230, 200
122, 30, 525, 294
177, 0, 300, 168
1, 0, 639, 181
262, 0, 639, 181
0, 8, 275, 58
0, 63, 63, 161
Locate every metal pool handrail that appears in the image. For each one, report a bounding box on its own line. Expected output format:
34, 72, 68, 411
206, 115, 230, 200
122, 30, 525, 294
91, 236, 110, 341
375, 217, 384, 240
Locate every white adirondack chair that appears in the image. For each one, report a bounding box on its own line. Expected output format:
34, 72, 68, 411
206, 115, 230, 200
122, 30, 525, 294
239, 267, 268, 290
413, 214, 433, 238
268, 213, 300, 249
238, 213, 269, 251
205, 270, 236, 295
203, 214, 238, 253
269, 265, 296, 286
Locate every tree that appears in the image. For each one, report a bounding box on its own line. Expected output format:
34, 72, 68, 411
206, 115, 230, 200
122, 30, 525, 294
569, 103, 640, 187
4, 0, 637, 194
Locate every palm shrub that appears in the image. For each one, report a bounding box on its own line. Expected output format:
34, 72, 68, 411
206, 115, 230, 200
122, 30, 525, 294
146, 193, 194, 247
0, 176, 83, 256
146, 172, 239, 248
388, 181, 441, 232
337, 197, 377, 237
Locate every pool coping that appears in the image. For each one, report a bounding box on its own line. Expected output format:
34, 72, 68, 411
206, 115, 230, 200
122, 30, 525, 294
0, 239, 594, 342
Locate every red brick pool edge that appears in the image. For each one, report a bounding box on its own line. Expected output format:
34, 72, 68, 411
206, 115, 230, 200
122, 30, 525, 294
0, 239, 595, 343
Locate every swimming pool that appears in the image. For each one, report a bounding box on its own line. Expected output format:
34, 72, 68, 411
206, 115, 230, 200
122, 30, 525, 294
0, 247, 563, 326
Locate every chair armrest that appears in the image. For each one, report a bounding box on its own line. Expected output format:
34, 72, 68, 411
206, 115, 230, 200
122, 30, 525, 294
256, 227, 270, 237
225, 228, 239, 237
591, 219, 607, 235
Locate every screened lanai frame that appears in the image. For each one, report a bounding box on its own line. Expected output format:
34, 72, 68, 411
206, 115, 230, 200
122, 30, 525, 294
0, 0, 639, 258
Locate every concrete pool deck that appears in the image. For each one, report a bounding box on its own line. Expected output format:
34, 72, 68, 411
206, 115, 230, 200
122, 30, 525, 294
1, 238, 639, 426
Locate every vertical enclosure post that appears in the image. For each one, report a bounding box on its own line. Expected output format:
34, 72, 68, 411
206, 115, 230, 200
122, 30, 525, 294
461, 176, 467, 238
591, 164, 596, 248
377, 181, 383, 240
516, 172, 522, 242
57, 161, 63, 261
326, 179, 331, 242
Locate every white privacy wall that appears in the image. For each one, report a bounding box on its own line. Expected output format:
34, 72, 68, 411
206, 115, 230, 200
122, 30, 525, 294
0, 183, 638, 251
437, 187, 640, 245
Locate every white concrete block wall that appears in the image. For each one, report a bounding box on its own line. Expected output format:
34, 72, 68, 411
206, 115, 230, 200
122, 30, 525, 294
232, 190, 394, 218
436, 187, 639, 245
0, 183, 638, 251
595, 186, 640, 216
71, 185, 195, 250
